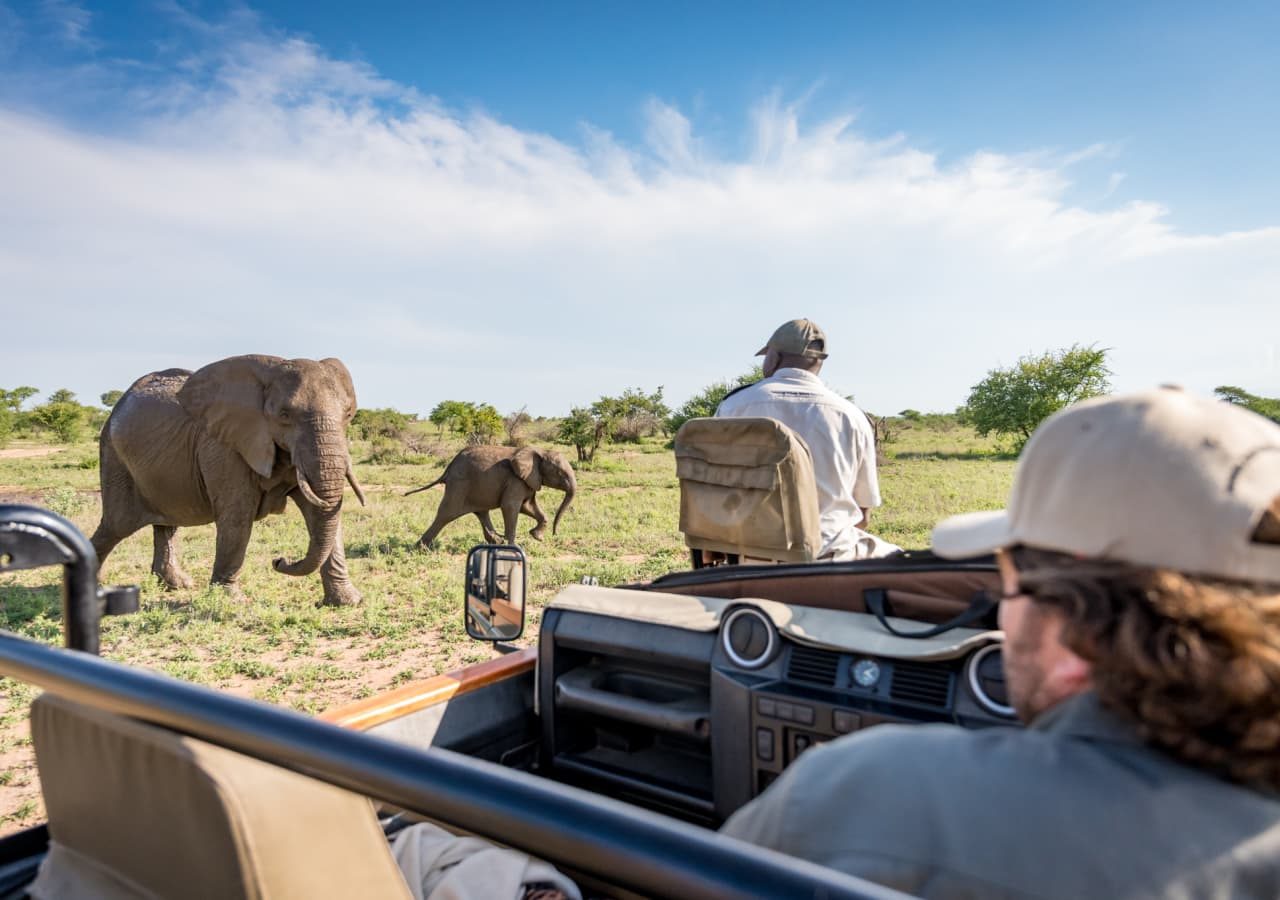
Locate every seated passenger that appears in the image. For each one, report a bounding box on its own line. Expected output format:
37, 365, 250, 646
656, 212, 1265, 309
722, 388, 1280, 898
716, 318, 899, 559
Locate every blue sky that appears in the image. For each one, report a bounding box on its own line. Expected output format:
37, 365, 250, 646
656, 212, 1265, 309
1, 1, 1278, 416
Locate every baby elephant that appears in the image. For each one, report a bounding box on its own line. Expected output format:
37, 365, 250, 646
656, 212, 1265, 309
407, 446, 576, 549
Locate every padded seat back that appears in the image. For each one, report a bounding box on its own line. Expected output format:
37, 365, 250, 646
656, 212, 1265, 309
674, 417, 821, 563
29, 693, 412, 900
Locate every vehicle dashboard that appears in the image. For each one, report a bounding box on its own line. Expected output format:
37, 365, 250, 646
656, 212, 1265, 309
537, 582, 1015, 826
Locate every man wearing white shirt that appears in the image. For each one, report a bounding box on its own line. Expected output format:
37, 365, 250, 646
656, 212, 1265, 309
716, 319, 899, 560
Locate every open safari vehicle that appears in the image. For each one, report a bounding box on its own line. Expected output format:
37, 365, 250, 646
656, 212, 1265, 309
0, 419, 1014, 899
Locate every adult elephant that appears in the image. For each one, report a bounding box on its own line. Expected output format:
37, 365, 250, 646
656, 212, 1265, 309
90, 355, 367, 606
407, 446, 576, 549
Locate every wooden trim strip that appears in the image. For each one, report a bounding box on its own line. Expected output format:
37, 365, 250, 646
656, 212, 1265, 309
320, 647, 537, 732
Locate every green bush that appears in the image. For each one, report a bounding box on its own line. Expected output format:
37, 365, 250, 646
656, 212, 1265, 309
350, 407, 413, 442
45, 486, 84, 517
428, 401, 503, 445
364, 436, 432, 465
962, 346, 1111, 452
598, 387, 670, 443
666, 367, 762, 436
31, 399, 87, 443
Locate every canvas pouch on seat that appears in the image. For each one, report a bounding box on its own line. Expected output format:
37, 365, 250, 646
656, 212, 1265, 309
675, 417, 820, 562
28, 693, 413, 900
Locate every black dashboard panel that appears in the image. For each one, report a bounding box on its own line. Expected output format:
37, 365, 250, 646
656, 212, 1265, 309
539, 601, 1016, 826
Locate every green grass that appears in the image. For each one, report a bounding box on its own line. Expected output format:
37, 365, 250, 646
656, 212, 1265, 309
0, 422, 1013, 832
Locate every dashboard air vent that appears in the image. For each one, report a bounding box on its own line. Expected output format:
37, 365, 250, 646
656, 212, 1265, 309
966, 644, 1016, 718
890, 661, 952, 708
786, 645, 840, 687
722, 607, 777, 669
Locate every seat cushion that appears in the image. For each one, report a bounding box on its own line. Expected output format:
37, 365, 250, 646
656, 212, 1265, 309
30, 693, 412, 900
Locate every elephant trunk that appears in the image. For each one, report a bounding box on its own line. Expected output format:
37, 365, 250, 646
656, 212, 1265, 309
274, 427, 348, 577
552, 474, 576, 537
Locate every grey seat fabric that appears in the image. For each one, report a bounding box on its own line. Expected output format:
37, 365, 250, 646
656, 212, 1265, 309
675, 416, 821, 563
29, 693, 413, 900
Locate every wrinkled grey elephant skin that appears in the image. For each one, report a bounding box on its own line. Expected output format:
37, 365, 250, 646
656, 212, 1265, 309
90, 355, 368, 606
407, 446, 576, 549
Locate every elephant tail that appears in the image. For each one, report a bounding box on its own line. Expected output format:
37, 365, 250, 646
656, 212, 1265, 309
403, 475, 445, 497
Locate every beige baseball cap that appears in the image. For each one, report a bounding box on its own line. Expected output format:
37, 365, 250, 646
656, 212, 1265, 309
932, 388, 1280, 583
756, 319, 829, 359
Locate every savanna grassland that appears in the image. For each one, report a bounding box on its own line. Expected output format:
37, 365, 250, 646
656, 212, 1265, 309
0, 418, 1012, 833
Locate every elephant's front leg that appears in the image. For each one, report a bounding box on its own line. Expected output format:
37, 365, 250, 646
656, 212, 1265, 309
499, 486, 528, 545
522, 496, 549, 542
152, 525, 195, 590
296, 497, 363, 606
210, 509, 256, 600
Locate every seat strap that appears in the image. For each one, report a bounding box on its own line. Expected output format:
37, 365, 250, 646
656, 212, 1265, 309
863, 588, 997, 638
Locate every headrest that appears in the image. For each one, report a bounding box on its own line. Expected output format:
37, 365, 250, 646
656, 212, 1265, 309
674, 417, 820, 562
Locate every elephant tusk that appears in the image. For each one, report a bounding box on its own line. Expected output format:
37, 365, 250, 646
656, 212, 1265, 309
296, 469, 336, 510
346, 460, 368, 507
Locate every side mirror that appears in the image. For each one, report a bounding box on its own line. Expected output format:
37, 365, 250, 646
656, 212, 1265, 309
464, 545, 527, 642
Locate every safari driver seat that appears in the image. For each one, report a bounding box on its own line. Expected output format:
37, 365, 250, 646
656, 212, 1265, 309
674, 417, 821, 567
27, 692, 413, 900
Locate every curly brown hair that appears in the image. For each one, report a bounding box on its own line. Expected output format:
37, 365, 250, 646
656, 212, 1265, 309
1011, 547, 1280, 793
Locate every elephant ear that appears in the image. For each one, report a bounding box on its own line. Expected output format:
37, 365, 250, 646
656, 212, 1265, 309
177, 356, 277, 478
511, 447, 542, 491
320, 357, 358, 419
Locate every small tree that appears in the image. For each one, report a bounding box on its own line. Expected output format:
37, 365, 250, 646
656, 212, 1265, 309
1214, 386, 1280, 423
31, 392, 88, 443
599, 387, 670, 442
559, 406, 611, 462
100, 390, 124, 408
864, 413, 897, 465
428, 400, 471, 434
962, 345, 1111, 451
427, 400, 503, 444
0, 386, 39, 445
460, 404, 504, 445
667, 367, 763, 435
504, 406, 533, 447
1, 386, 38, 413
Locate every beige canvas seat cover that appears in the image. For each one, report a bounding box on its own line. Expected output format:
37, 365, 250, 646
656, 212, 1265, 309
675, 416, 820, 562
28, 692, 412, 900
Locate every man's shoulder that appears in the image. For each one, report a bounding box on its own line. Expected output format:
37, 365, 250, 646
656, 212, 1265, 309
732, 712, 1280, 899
717, 381, 760, 407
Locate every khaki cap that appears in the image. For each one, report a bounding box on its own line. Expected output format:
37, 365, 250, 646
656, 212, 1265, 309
932, 388, 1280, 583
756, 319, 829, 359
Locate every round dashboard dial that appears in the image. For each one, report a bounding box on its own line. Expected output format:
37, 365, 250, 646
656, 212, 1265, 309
852, 658, 881, 688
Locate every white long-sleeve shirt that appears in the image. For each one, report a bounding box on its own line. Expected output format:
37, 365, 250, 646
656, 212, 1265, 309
716, 368, 881, 559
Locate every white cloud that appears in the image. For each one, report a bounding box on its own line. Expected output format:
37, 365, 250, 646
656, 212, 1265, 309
40, 0, 95, 49
0, 20, 1277, 417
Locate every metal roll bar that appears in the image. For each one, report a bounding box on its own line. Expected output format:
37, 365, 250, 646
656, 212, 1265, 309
0, 504, 137, 655
0, 633, 903, 899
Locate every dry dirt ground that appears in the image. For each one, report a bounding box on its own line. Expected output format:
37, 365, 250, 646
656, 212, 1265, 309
0, 448, 64, 460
